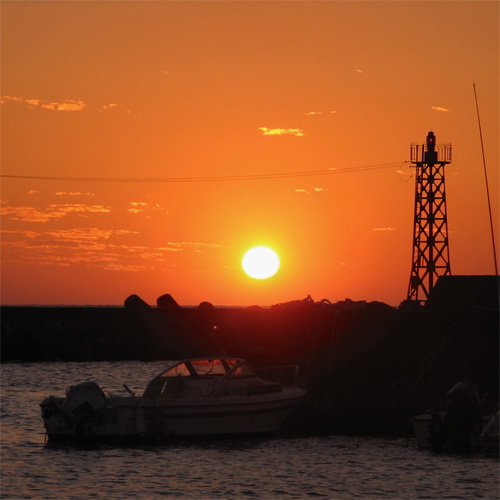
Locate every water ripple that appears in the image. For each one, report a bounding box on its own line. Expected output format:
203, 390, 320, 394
1, 362, 498, 499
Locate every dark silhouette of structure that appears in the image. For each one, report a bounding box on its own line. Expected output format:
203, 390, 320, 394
407, 131, 452, 303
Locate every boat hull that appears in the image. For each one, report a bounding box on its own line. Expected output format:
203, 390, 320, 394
412, 413, 487, 451
41, 388, 305, 441
480, 410, 499, 457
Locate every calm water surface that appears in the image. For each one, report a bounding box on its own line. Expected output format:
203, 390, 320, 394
1, 362, 498, 499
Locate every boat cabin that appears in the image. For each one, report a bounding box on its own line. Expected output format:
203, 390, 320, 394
143, 358, 281, 398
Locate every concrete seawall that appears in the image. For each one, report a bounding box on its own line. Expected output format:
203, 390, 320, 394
1, 294, 498, 435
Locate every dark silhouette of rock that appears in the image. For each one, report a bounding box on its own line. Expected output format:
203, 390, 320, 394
194, 301, 218, 329
124, 294, 151, 312
156, 293, 181, 313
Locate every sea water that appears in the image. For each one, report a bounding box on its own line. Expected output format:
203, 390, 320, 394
1, 362, 498, 499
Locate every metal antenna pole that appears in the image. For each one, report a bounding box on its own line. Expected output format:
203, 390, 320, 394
473, 83, 499, 277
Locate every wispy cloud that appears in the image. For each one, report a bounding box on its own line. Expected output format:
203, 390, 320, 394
45, 228, 135, 241
0, 94, 118, 112
160, 241, 223, 253
259, 127, 304, 137
127, 202, 148, 214
100, 103, 130, 114
2, 95, 87, 111
101, 103, 118, 111
0, 227, 137, 268
1, 228, 222, 271
306, 110, 336, 116
47, 100, 86, 111
127, 201, 168, 216
55, 192, 95, 197
43, 203, 110, 217
1, 96, 23, 104
293, 187, 327, 195
431, 106, 449, 112
102, 263, 148, 272
1, 203, 110, 222
373, 227, 396, 232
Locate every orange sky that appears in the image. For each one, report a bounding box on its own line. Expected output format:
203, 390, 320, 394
1, 1, 499, 306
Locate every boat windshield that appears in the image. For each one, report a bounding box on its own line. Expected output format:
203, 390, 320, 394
190, 359, 226, 376
157, 359, 255, 378
159, 362, 191, 377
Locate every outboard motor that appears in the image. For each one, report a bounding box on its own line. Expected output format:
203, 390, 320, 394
62, 382, 107, 438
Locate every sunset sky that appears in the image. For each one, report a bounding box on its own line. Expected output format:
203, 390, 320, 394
1, 1, 498, 307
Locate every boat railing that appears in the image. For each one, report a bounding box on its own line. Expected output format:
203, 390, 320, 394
255, 365, 301, 390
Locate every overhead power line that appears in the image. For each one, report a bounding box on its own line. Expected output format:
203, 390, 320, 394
0, 161, 407, 183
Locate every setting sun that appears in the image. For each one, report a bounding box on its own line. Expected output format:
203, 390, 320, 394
242, 247, 280, 280
0, 1, 497, 306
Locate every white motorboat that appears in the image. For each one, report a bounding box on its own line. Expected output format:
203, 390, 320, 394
40, 358, 306, 441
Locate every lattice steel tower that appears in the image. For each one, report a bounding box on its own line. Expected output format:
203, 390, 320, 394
407, 131, 452, 303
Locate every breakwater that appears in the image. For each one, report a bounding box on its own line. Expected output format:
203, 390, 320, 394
2, 283, 498, 435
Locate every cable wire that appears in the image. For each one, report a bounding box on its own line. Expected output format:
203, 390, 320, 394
0, 161, 408, 183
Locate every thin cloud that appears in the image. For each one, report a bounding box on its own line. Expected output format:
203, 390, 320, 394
1, 228, 221, 271
1, 229, 40, 239
55, 192, 95, 197
373, 227, 396, 232
47, 204, 111, 217
127, 202, 149, 214
259, 127, 304, 137
100, 103, 130, 114
127, 201, 168, 216
103, 263, 148, 272
431, 106, 449, 112
157, 241, 224, 255
161, 241, 223, 251
1, 95, 24, 104
1, 227, 143, 269
1, 203, 110, 222
293, 187, 327, 194
1, 94, 87, 111
26, 98, 42, 107
1, 205, 59, 223
53, 100, 86, 111
306, 110, 337, 116
45, 228, 136, 241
